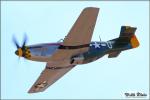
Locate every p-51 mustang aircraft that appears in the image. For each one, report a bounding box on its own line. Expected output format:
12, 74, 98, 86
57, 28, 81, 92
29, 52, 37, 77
13, 7, 139, 93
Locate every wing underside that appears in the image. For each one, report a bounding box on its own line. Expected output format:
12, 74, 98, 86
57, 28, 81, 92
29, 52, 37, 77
28, 64, 75, 93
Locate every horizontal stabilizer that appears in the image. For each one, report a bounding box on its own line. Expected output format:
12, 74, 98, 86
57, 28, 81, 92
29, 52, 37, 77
108, 51, 121, 58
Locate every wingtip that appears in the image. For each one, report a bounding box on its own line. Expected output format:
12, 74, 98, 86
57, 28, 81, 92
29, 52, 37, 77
28, 88, 39, 94
84, 7, 100, 10
28, 89, 35, 94
28, 88, 45, 94
28, 90, 40, 94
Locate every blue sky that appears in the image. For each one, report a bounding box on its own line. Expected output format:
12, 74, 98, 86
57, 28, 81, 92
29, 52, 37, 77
1, 1, 149, 99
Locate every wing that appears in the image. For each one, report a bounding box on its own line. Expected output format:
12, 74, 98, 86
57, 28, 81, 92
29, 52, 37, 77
63, 7, 99, 46
50, 7, 99, 61
28, 64, 75, 93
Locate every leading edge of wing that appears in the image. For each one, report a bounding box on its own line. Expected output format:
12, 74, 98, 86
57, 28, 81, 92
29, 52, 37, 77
28, 64, 75, 93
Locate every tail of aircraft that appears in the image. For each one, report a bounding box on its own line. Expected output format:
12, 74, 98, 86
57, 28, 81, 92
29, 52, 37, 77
116, 26, 139, 48
108, 26, 140, 58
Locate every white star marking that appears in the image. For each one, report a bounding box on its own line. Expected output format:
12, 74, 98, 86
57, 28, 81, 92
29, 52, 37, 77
35, 81, 47, 88
93, 42, 100, 48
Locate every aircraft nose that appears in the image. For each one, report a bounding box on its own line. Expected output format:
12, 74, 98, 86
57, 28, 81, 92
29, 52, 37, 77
15, 48, 23, 57
15, 50, 19, 55
15, 47, 31, 58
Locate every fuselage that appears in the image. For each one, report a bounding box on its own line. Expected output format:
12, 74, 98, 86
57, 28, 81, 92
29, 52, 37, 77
23, 41, 132, 65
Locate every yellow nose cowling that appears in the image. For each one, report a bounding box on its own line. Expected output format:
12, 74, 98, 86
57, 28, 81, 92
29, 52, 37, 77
24, 47, 31, 59
15, 47, 31, 59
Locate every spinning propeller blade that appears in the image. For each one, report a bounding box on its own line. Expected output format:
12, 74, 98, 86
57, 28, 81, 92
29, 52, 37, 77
12, 33, 28, 49
22, 33, 28, 48
12, 35, 20, 49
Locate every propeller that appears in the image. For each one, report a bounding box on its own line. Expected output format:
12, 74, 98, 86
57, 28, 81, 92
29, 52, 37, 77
12, 33, 28, 49
12, 33, 28, 57
12, 34, 20, 49
22, 33, 28, 49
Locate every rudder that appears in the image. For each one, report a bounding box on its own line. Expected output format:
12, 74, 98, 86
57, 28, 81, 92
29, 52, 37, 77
114, 26, 139, 48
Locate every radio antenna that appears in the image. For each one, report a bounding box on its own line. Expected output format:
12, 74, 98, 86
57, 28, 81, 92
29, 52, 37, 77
57, 39, 64, 42
99, 35, 102, 42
